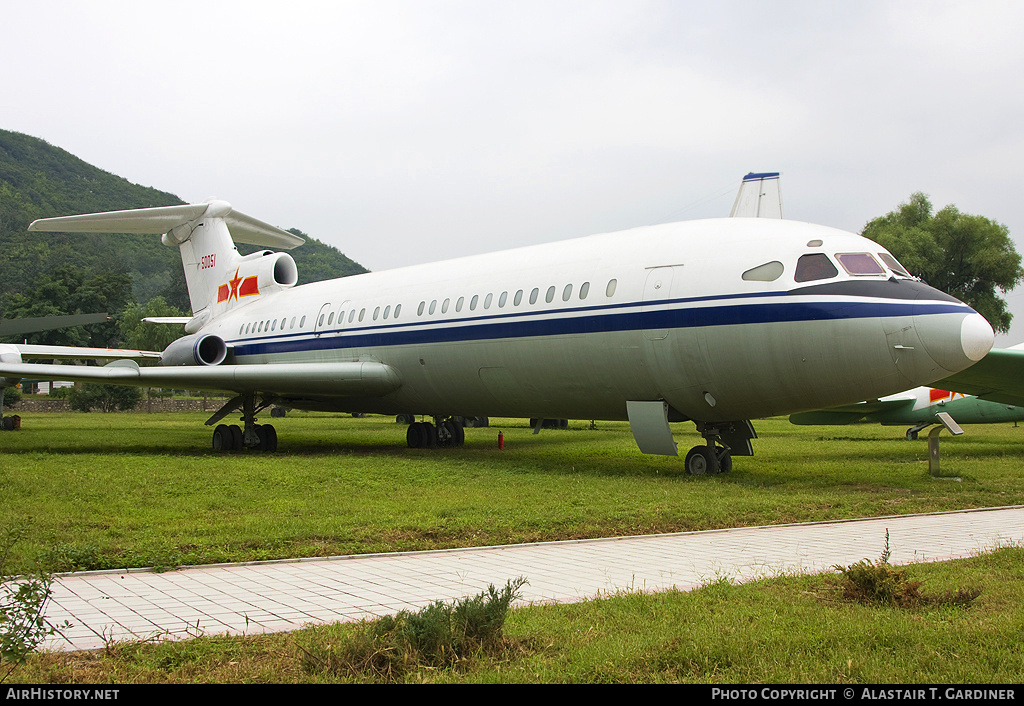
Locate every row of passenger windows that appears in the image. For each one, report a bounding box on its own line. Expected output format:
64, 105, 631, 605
416, 279, 617, 316
236, 279, 620, 337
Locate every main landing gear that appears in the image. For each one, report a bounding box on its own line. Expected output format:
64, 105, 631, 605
683, 420, 757, 475
209, 392, 278, 452
683, 444, 733, 475
406, 417, 466, 449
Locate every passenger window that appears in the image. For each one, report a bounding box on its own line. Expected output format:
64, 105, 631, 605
580, 282, 590, 299
429, 300, 437, 315
562, 284, 572, 301
348, 310, 355, 323
327, 313, 334, 325
456, 296, 464, 312
545, 286, 555, 303
530, 288, 539, 305
418, 301, 425, 316
836, 253, 885, 276
514, 289, 523, 306
384, 305, 391, 319
359, 308, 366, 322
794, 254, 839, 283
499, 291, 508, 307
470, 295, 479, 311
442, 298, 450, 314
742, 261, 784, 282
272, 320, 277, 331
299, 315, 306, 328
290, 317, 296, 329
394, 304, 402, 318
373, 307, 380, 320
484, 293, 493, 309
606, 279, 617, 297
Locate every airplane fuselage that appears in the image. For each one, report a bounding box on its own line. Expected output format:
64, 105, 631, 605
200, 217, 986, 424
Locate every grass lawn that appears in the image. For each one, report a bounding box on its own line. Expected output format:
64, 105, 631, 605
2, 411, 1022, 572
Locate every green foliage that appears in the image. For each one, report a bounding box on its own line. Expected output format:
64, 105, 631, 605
862, 192, 1023, 333
118, 297, 186, 354
298, 577, 527, 681
66, 384, 142, 413
0, 129, 368, 324
833, 531, 980, 609
0, 526, 66, 678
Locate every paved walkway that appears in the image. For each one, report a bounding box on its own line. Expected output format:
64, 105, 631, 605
41, 507, 1024, 652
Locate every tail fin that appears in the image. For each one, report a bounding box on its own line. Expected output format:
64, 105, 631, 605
730, 172, 783, 218
29, 200, 303, 332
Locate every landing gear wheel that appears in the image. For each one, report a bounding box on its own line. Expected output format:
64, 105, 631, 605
213, 424, 232, 451
717, 450, 732, 473
407, 421, 427, 448
229, 425, 243, 450
685, 446, 720, 475
258, 424, 278, 452
906, 429, 919, 441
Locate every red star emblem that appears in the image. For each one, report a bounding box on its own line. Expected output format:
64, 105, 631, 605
228, 268, 243, 302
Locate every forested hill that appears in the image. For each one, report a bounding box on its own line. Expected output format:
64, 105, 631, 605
0, 129, 368, 318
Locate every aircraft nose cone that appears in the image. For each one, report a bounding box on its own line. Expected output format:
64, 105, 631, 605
916, 311, 994, 374
961, 312, 995, 362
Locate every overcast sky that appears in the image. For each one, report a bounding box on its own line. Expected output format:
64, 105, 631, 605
4, 0, 1024, 341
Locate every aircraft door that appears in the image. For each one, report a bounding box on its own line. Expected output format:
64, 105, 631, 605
313, 302, 332, 337
642, 266, 675, 340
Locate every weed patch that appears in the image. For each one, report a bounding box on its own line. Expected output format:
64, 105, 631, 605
832, 531, 981, 609
295, 577, 528, 681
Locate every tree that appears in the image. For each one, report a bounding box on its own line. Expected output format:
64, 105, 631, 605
118, 297, 187, 354
66, 384, 141, 413
862, 193, 1023, 333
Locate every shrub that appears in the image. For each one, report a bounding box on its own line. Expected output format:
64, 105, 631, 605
297, 577, 527, 681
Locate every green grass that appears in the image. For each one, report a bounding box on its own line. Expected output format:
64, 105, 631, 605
2, 411, 1023, 573
6, 546, 1023, 683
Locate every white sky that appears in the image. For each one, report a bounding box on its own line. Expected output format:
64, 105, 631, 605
4, 0, 1024, 342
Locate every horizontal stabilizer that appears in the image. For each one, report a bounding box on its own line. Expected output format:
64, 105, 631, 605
0, 312, 109, 337
29, 201, 304, 250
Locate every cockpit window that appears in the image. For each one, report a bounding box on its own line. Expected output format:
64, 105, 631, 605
742, 261, 784, 282
794, 253, 839, 283
878, 252, 912, 278
836, 253, 886, 276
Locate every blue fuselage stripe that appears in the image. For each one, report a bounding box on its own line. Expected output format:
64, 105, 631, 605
230, 297, 970, 358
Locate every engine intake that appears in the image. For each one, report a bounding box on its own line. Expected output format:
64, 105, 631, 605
161, 334, 228, 367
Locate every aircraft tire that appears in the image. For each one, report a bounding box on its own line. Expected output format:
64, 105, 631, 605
229, 425, 243, 450
213, 424, 231, 451
718, 451, 732, 473
407, 422, 425, 448
260, 424, 278, 452
452, 419, 465, 446
684, 446, 719, 475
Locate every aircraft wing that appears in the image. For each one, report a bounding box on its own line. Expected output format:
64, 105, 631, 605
0, 360, 401, 397
933, 346, 1024, 406
789, 397, 913, 425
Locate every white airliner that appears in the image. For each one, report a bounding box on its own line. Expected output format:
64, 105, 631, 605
0, 194, 995, 474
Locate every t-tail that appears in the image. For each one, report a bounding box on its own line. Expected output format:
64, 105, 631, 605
28, 200, 303, 333
730, 172, 783, 218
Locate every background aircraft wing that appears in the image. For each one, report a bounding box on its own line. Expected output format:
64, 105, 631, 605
933, 346, 1024, 406
789, 397, 913, 425
0, 361, 401, 397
